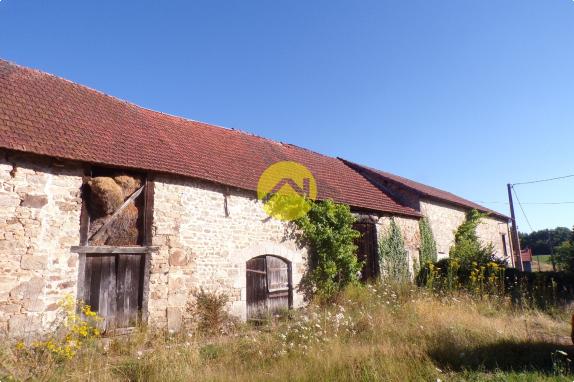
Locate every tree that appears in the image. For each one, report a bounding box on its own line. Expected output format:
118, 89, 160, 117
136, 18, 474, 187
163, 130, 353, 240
555, 241, 574, 271
379, 219, 409, 283
554, 225, 574, 271
519, 227, 571, 255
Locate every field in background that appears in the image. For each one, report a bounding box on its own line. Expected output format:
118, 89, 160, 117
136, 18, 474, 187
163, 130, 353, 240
534, 255, 556, 272
2, 285, 573, 382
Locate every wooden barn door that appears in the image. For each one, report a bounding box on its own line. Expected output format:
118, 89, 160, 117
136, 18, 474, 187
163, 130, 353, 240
353, 222, 379, 281
246, 257, 268, 320
83, 253, 145, 331
246, 256, 291, 320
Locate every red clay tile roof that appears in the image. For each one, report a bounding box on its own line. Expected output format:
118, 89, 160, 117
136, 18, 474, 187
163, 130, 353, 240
0, 59, 419, 217
520, 248, 533, 262
341, 159, 510, 221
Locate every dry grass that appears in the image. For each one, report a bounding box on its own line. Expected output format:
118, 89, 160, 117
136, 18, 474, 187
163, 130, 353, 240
2, 286, 573, 381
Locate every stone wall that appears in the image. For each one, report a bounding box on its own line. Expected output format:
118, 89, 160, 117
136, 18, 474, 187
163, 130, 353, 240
150, 176, 308, 330
477, 216, 512, 262
0, 149, 513, 338
420, 198, 511, 262
0, 150, 83, 337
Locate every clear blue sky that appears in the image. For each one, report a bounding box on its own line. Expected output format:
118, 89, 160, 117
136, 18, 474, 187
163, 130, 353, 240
1, 0, 573, 233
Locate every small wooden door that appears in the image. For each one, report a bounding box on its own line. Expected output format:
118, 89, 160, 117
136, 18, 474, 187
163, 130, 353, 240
353, 222, 379, 281
83, 253, 145, 331
246, 256, 291, 319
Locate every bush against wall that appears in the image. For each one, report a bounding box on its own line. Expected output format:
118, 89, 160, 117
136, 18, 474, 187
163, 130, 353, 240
418, 210, 506, 295
294, 199, 362, 301
186, 288, 235, 336
449, 209, 496, 268
419, 217, 437, 267
418, 258, 505, 296
379, 219, 409, 283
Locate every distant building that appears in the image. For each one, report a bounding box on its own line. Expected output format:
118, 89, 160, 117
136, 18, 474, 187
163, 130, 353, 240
521, 248, 533, 272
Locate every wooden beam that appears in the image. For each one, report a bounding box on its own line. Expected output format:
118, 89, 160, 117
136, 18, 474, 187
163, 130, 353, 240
70, 246, 159, 254
79, 182, 91, 246
143, 177, 155, 246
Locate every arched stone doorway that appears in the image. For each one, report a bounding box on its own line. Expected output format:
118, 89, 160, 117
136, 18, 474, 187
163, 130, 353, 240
246, 255, 292, 320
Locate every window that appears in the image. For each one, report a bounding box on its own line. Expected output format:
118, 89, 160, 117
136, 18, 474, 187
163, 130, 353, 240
501, 234, 509, 259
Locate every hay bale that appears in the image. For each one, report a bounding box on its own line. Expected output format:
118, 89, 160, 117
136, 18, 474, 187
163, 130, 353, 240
114, 175, 142, 197
87, 217, 107, 245
86, 174, 143, 246
104, 204, 140, 246
88, 177, 124, 215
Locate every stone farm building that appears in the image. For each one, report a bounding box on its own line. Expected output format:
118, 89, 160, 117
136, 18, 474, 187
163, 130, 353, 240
0, 60, 512, 337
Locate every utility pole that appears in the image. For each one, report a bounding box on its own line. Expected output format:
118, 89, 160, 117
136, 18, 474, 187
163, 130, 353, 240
507, 183, 524, 271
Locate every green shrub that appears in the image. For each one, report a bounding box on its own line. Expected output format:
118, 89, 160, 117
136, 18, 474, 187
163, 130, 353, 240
294, 199, 362, 302
449, 209, 497, 268
379, 219, 409, 283
419, 217, 437, 267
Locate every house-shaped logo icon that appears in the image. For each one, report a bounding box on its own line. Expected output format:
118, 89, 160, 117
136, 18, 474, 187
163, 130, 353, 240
257, 161, 317, 221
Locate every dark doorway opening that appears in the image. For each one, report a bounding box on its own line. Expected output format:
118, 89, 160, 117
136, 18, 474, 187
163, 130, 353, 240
353, 222, 379, 281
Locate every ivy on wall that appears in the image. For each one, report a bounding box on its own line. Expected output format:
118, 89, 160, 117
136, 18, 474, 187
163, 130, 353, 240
294, 199, 362, 302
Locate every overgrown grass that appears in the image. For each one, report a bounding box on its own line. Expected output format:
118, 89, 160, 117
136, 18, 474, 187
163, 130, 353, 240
1, 284, 573, 381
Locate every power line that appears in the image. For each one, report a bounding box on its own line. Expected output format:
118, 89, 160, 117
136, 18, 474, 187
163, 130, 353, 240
512, 186, 534, 232
474, 201, 574, 205
513, 173, 574, 186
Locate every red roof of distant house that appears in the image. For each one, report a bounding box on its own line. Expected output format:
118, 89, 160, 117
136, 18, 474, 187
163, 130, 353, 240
0, 59, 419, 217
521, 248, 533, 262
342, 159, 509, 221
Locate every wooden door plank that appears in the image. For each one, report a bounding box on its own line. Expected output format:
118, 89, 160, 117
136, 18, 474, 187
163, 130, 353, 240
87, 255, 102, 313
266, 256, 289, 292
116, 254, 128, 328
98, 254, 117, 331
116, 254, 143, 328
265, 256, 289, 315
125, 254, 142, 326
246, 257, 267, 319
